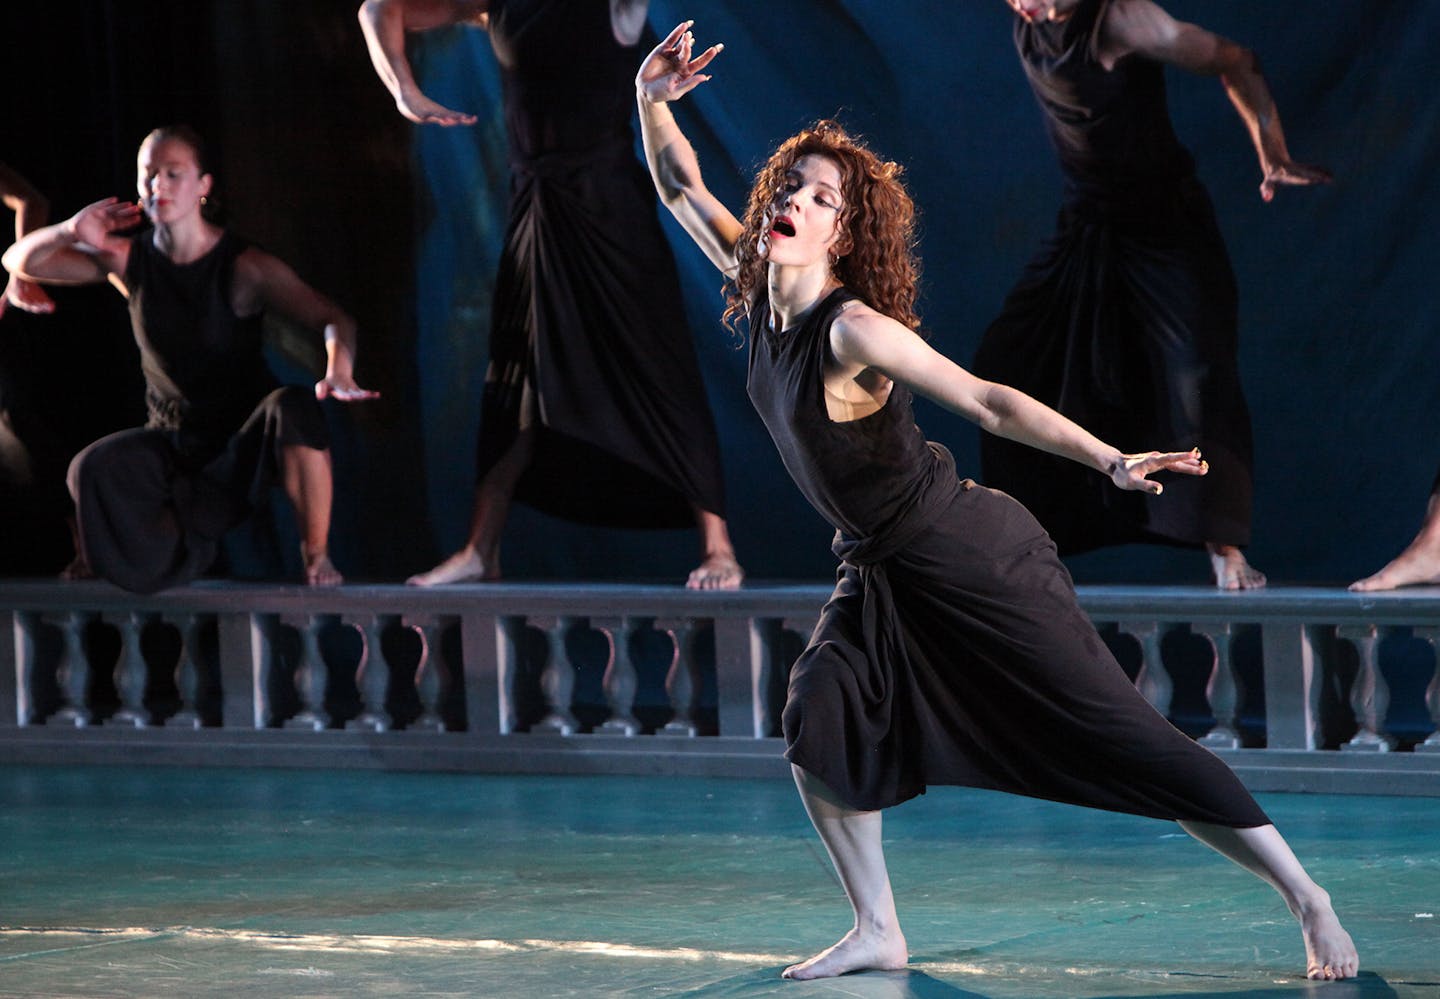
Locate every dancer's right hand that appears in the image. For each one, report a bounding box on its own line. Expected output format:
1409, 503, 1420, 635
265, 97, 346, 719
65, 197, 142, 250
1110, 448, 1208, 494
1, 273, 55, 316
636, 20, 723, 104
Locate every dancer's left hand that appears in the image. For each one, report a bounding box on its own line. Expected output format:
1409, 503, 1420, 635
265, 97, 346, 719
316, 374, 381, 402
636, 21, 723, 104
1260, 159, 1331, 202
1110, 448, 1207, 494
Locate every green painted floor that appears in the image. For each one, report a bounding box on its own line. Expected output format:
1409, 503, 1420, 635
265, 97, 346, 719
0, 766, 1435, 998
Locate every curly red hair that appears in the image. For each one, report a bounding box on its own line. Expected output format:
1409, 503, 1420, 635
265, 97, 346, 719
723, 121, 920, 335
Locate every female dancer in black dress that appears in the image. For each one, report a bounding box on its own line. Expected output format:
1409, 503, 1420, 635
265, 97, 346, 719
974, 0, 1329, 589
2, 127, 378, 592
358, 0, 742, 589
636, 21, 1356, 983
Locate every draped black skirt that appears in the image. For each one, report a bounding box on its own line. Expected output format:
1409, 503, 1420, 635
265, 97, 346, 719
783, 477, 1268, 827
973, 178, 1253, 553
476, 141, 726, 528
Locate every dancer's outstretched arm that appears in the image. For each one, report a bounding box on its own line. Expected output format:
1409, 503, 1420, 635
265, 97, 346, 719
831, 304, 1206, 492
636, 21, 742, 275
1098, 0, 1330, 201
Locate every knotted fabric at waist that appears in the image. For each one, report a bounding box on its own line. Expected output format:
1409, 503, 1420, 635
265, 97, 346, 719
510, 132, 633, 180
831, 443, 963, 567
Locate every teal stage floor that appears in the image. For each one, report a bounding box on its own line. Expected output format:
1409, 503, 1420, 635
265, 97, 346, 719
1, 766, 1436, 997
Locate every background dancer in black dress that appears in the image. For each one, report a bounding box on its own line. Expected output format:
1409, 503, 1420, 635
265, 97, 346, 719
2, 126, 378, 592
358, 0, 743, 589
974, 0, 1329, 589
636, 21, 1356, 983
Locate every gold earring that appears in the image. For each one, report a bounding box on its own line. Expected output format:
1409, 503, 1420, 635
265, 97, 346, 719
200, 196, 208, 205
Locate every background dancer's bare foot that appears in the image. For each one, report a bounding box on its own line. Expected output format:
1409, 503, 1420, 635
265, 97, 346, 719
1298, 894, 1359, 980
407, 546, 498, 586
1208, 544, 1266, 590
304, 548, 343, 587
59, 553, 93, 581
1349, 540, 1440, 592
686, 552, 744, 590
782, 926, 908, 980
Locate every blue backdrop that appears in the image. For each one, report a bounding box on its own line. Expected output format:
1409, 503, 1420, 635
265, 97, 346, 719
403, 1, 1439, 585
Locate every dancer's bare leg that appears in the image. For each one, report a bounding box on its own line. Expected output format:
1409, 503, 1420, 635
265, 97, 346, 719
783, 764, 909, 980
1208, 542, 1266, 590
1350, 491, 1440, 591
1179, 821, 1358, 980
686, 506, 744, 590
407, 428, 536, 586
282, 443, 342, 586
59, 514, 93, 580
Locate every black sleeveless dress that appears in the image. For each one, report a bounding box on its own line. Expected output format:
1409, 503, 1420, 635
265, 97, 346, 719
67, 229, 328, 593
476, 0, 726, 528
749, 287, 1267, 825
973, 0, 1253, 554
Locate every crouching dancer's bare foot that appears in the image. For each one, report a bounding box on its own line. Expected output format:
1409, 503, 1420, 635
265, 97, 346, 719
1297, 891, 1359, 980
686, 552, 744, 590
782, 924, 909, 981
304, 546, 343, 587
406, 545, 499, 586
1208, 543, 1266, 590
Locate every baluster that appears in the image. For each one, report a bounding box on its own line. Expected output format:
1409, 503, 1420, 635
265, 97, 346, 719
1337, 624, 1395, 752
593, 616, 641, 736
106, 612, 152, 727
166, 614, 206, 728
348, 614, 394, 732
1192, 622, 1241, 748
48, 611, 93, 727
1411, 626, 1440, 754
531, 616, 579, 735
655, 617, 700, 737
282, 613, 330, 731
13, 610, 39, 726
408, 614, 457, 733
1118, 620, 1173, 716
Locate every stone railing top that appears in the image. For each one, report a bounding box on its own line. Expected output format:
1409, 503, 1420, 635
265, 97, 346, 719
1, 579, 1439, 624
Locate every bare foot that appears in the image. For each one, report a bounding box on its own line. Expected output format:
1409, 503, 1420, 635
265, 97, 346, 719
781, 926, 908, 980
304, 549, 343, 587
1298, 894, 1359, 980
59, 553, 93, 581
1349, 540, 1440, 592
686, 553, 744, 590
406, 546, 498, 587
1208, 544, 1266, 590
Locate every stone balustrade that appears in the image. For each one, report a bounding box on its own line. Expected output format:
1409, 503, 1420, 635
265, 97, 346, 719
3, 580, 1439, 794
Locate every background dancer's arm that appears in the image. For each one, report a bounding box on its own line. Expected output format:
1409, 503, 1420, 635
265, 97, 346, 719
234, 249, 380, 402
357, 0, 481, 126
0, 163, 56, 315
637, 21, 740, 274
2, 197, 141, 289
1099, 0, 1330, 201
830, 308, 1206, 494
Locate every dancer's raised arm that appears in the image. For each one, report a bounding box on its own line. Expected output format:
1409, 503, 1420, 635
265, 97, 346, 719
1097, 0, 1330, 201
636, 21, 742, 275
0, 163, 58, 315
2, 197, 142, 288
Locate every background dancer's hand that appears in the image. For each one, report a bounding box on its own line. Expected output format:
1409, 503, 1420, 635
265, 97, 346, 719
636, 21, 722, 104
65, 197, 143, 251
1, 273, 55, 316
1110, 448, 1208, 494
1260, 159, 1331, 202
316, 373, 381, 402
